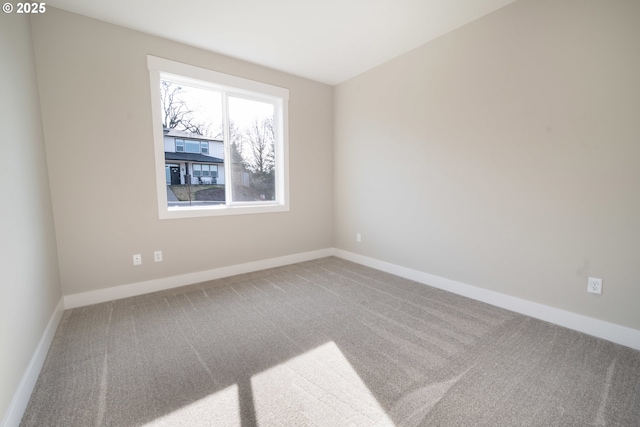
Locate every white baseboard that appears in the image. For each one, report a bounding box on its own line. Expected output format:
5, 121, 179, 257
64, 248, 334, 309
61, 247, 640, 350
1, 298, 64, 427
7, 248, 632, 427
333, 249, 640, 351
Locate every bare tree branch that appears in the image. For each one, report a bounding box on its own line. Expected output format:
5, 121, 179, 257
160, 81, 217, 137
242, 117, 275, 174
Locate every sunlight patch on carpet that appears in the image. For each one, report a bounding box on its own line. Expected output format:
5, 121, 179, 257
251, 341, 394, 426
143, 384, 240, 426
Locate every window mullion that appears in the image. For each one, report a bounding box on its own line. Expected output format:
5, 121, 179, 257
222, 92, 232, 206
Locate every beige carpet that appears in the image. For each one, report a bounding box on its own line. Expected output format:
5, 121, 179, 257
21, 257, 640, 426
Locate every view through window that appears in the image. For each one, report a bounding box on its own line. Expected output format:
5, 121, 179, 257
148, 56, 289, 218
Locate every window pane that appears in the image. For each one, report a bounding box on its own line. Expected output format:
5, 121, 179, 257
160, 80, 223, 139
228, 97, 276, 202
175, 139, 184, 152
201, 142, 209, 154
185, 141, 200, 153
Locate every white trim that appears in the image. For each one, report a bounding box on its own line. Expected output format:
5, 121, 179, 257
333, 249, 640, 351
60, 247, 640, 350
2, 299, 64, 427
147, 56, 289, 100
64, 249, 333, 309
147, 55, 290, 220
8, 251, 634, 426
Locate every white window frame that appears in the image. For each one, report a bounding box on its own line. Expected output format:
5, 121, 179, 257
148, 56, 290, 219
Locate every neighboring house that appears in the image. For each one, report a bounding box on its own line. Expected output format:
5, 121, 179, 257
163, 128, 225, 185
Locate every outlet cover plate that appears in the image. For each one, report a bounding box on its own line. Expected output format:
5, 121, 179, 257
587, 277, 602, 295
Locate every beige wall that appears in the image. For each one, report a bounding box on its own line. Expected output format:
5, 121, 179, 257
334, 0, 640, 329
30, 8, 334, 296
0, 14, 62, 421
4, 0, 637, 422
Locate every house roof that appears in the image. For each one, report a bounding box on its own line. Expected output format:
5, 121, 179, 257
163, 127, 223, 142
164, 152, 224, 163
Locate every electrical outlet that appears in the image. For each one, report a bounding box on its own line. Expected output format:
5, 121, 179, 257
356, 233, 362, 243
133, 254, 142, 266
154, 250, 163, 262
587, 277, 602, 295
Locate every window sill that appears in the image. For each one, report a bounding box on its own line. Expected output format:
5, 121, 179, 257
160, 202, 289, 219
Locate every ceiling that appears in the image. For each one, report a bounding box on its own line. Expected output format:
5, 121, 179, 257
45, 0, 519, 85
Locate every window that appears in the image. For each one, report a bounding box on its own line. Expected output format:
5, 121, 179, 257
185, 140, 201, 153
193, 164, 218, 177
148, 56, 289, 219
175, 139, 209, 155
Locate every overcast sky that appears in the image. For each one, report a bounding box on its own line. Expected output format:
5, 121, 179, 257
165, 80, 273, 138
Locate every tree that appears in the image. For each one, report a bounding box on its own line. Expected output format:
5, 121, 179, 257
241, 117, 275, 175
228, 121, 245, 165
160, 81, 214, 136
232, 117, 276, 200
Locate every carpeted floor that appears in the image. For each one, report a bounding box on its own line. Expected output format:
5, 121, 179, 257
21, 257, 640, 426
